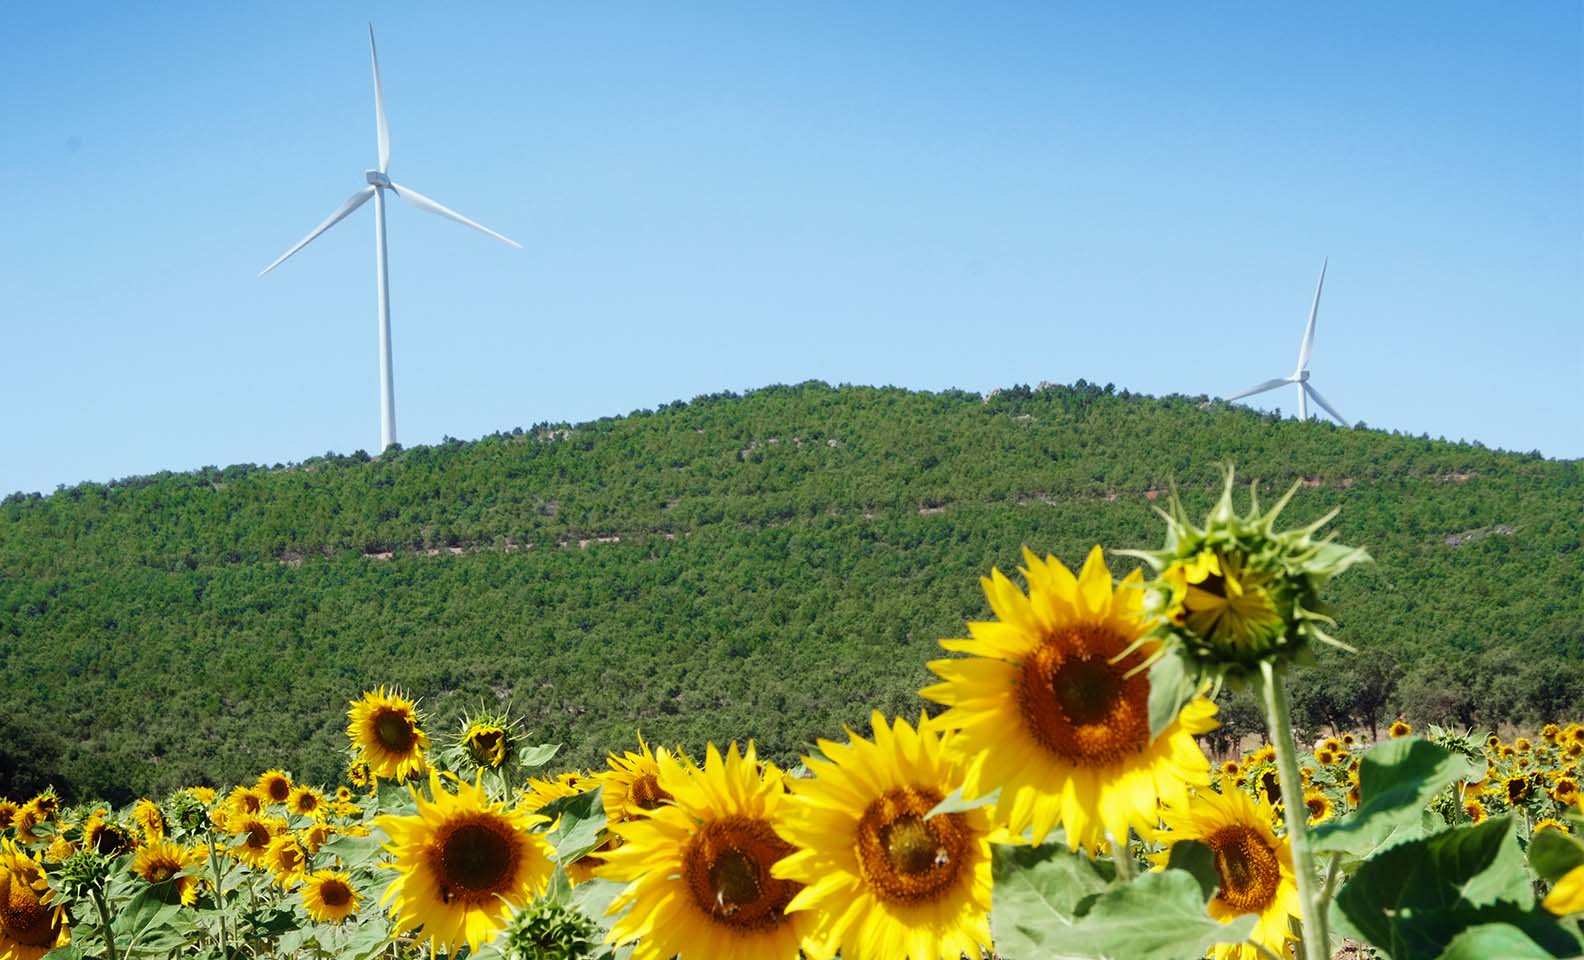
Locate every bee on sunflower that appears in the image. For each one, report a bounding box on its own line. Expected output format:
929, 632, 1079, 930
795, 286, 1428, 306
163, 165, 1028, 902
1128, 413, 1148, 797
774, 712, 993, 960
922, 545, 1217, 854
598, 742, 817, 960
347, 687, 430, 782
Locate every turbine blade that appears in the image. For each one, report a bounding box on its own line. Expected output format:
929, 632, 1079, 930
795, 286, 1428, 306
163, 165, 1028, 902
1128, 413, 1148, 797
388, 181, 522, 248
258, 186, 377, 277
1295, 257, 1327, 373
1224, 377, 1292, 403
1304, 383, 1350, 426
369, 24, 390, 173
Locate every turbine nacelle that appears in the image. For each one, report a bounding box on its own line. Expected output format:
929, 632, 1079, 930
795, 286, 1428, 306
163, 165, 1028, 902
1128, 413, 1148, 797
365, 170, 392, 188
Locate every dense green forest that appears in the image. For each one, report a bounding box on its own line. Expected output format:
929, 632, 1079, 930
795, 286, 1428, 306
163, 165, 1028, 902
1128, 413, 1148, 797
2, 381, 1580, 803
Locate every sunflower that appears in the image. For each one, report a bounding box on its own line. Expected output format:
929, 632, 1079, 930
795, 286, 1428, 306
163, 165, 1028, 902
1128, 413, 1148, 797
1314, 748, 1336, 766
347, 759, 373, 790
922, 546, 1217, 852
226, 785, 265, 819
1533, 818, 1569, 837
1517, 737, 1533, 754
347, 687, 429, 781
301, 870, 361, 924
1220, 760, 1241, 779
521, 772, 593, 814
1463, 797, 1486, 823
775, 713, 993, 960
42, 837, 73, 863
230, 816, 284, 868
1389, 720, 1412, 739
599, 736, 676, 824
461, 720, 511, 771
185, 786, 217, 806
1486, 734, 1502, 750
287, 785, 326, 820
256, 770, 293, 807
334, 786, 354, 804
1341, 733, 1356, 747
1162, 548, 1286, 657
1543, 724, 1562, 744
265, 835, 310, 889
1303, 790, 1333, 825
78, 817, 133, 857
1554, 777, 1580, 806
599, 742, 816, 960
133, 798, 167, 844
1505, 775, 1533, 806
377, 770, 555, 954
132, 841, 206, 906
1153, 789, 1301, 960
300, 823, 333, 854
0, 840, 70, 960
0, 802, 16, 831
1547, 865, 1584, 916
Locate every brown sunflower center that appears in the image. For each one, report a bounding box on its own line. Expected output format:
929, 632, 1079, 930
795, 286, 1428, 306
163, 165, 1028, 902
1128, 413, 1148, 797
374, 709, 417, 753
150, 864, 175, 883
682, 815, 799, 930
854, 788, 968, 905
1305, 795, 1328, 819
468, 729, 506, 766
1207, 825, 1281, 914
319, 879, 352, 907
431, 816, 520, 904
0, 870, 55, 946
629, 773, 672, 811
1016, 627, 1150, 765
246, 825, 271, 849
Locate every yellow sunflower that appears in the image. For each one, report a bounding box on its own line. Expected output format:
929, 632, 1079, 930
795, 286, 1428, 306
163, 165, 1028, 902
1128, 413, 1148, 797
922, 546, 1216, 852
1505, 775, 1534, 806
599, 736, 676, 824
1554, 777, 1580, 806
0, 802, 17, 831
265, 835, 310, 889
227, 785, 265, 818
301, 870, 361, 923
1534, 818, 1569, 837
81, 818, 135, 857
1546, 865, 1584, 916
1219, 760, 1241, 779
133, 798, 167, 844
1303, 790, 1333, 825
0, 839, 70, 960
287, 785, 326, 820
1464, 798, 1486, 823
42, 837, 73, 864
1389, 720, 1412, 739
599, 742, 816, 960
255, 770, 293, 807
520, 771, 593, 814
775, 713, 993, 960
185, 786, 217, 806
1152, 789, 1301, 960
131, 841, 207, 906
334, 786, 354, 804
377, 770, 555, 954
347, 687, 430, 781
300, 823, 333, 854
1517, 737, 1533, 753
1162, 548, 1285, 655
230, 815, 285, 868
461, 721, 510, 770
347, 759, 373, 790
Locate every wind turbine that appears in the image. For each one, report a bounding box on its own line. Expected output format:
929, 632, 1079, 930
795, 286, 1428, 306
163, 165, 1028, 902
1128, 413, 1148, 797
260, 25, 520, 452
1223, 259, 1351, 426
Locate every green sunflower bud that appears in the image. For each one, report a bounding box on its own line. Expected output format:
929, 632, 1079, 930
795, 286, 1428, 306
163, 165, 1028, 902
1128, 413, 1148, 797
1124, 466, 1368, 682
500, 895, 603, 960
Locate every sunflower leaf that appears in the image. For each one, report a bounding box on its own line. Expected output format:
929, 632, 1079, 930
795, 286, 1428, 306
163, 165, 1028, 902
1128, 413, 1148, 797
1146, 650, 1195, 740
544, 787, 607, 865
518, 742, 562, 769
1003, 869, 1255, 960
1164, 839, 1219, 901
990, 840, 1114, 955
1529, 828, 1584, 884
1432, 923, 1555, 960
926, 785, 999, 819
1310, 737, 1481, 859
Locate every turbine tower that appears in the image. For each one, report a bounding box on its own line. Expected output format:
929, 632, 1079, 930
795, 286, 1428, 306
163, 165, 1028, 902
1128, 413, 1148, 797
1223, 259, 1351, 426
260, 25, 520, 452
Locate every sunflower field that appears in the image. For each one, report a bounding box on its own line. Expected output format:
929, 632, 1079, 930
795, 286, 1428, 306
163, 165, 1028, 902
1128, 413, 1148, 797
3, 474, 1581, 960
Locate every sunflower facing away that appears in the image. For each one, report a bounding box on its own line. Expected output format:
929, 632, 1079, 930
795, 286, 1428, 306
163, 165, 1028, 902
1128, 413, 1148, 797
0, 839, 71, 960
348, 687, 430, 782
302, 869, 361, 923
922, 545, 1216, 852
775, 713, 993, 960
1153, 788, 1301, 960
377, 770, 555, 954
599, 742, 817, 960
132, 841, 207, 906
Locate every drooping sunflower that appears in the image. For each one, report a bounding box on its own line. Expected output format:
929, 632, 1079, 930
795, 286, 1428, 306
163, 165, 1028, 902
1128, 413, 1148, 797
255, 770, 293, 807
1554, 777, 1580, 806
133, 798, 167, 844
265, 835, 310, 889
230, 815, 285, 868
775, 713, 993, 960
0, 801, 16, 831
42, 837, 73, 864
459, 718, 512, 771
347, 687, 430, 781
287, 785, 325, 820
301, 870, 361, 923
922, 546, 1217, 851
377, 770, 555, 955
1152, 788, 1301, 960
80, 817, 135, 857
599, 742, 817, 960
599, 736, 676, 824
0, 839, 70, 960
131, 841, 207, 906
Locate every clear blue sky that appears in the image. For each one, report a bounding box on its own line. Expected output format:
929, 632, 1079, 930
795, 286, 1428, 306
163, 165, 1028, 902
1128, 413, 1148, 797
3, 3, 1579, 495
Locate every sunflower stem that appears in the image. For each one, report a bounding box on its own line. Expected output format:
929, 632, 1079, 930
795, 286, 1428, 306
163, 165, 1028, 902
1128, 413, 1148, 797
1109, 830, 1135, 883
91, 884, 120, 960
1258, 659, 1330, 960
204, 827, 229, 957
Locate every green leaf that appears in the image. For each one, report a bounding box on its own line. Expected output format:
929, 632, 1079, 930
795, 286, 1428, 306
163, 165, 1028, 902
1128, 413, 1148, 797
1145, 650, 1194, 740
320, 830, 385, 871
1008, 869, 1256, 960
926, 785, 999, 819
1332, 816, 1574, 959
570, 876, 630, 932
544, 787, 607, 865
1529, 828, 1584, 884
1311, 737, 1482, 859
990, 841, 1114, 956
1434, 923, 1553, 960
1165, 839, 1219, 902
519, 742, 562, 768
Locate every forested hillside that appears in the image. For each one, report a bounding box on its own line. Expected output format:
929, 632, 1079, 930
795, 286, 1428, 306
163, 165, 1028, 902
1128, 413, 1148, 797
2, 381, 1580, 802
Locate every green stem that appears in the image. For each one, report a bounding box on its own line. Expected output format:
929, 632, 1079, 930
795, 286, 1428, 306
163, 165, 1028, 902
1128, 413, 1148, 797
1259, 660, 1330, 960
1109, 829, 1135, 883
205, 828, 229, 958
91, 885, 120, 960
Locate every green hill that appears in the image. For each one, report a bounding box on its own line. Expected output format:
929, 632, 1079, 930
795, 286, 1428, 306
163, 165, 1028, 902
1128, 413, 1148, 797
3, 381, 1580, 802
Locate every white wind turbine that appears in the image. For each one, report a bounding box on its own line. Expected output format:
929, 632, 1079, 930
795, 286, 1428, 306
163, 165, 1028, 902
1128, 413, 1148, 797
1223, 259, 1352, 426
260, 25, 520, 452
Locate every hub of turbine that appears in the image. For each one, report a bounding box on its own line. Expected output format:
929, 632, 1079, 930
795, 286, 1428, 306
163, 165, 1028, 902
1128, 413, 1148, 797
365, 170, 391, 187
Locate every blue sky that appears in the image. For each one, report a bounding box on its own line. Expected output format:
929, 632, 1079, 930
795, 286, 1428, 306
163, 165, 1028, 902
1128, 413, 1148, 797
2, 3, 1579, 495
